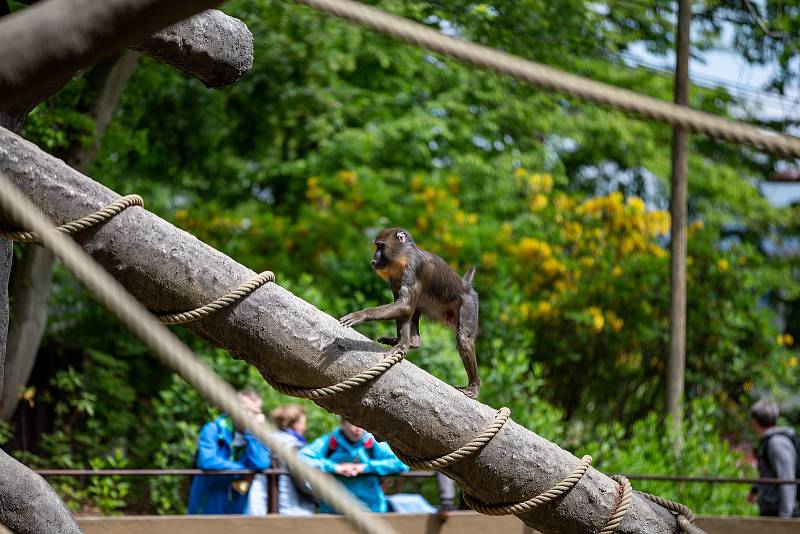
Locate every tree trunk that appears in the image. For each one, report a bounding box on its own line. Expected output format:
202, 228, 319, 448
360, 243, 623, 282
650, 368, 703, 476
0, 245, 54, 419
0, 50, 139, 421
0, 76, 81, 534
0, 126, 683, 534
666, 0, 691, 448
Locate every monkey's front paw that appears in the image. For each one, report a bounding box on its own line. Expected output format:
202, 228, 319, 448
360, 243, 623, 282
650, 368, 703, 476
340, 313, 363, 328
377, 336, 399, 346
457, 385, 479, 398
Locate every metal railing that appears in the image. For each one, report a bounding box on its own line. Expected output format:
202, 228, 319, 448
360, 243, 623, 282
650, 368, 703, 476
35, 468, 800, 515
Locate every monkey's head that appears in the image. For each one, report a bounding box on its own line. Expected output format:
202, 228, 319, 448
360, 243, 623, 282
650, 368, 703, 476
372, 228, 413, 276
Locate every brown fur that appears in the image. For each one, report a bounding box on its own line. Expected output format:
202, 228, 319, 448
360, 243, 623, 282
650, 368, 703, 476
340, 227, 481, 397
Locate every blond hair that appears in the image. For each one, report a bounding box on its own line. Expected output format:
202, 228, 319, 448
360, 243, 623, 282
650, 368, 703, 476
271, 403, 306, 430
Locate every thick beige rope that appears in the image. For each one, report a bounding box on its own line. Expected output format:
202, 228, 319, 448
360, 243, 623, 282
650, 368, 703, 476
393, 407, 511, 470
462, 455, 593, 516
293, 0, 800, 158
1, 194, 276, 325
156, 271, 275, 324
0, 174, 400, 534
0, 194, 143, 243
265, 349, 406, 399
600, 475, 633, 534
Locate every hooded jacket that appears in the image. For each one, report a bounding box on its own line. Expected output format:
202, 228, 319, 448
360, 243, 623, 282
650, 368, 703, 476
301, 428, 409, 513
187, 415, 271, 514
754, 427, 798, 517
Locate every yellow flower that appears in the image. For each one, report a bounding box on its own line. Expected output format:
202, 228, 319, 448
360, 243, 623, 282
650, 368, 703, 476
518, 302, 531, 319
336, 170, 357, 186
782, 333, 794, 346
416, 216, 429, 231
175, 209, 189, 221
481, 252, 497, 269
743, 381, 753, 392
467, 213, 478, 224
514, 167, 527, 178
612, 265, 623, 277
790, 356, 798, 368
717, 259, 729, 272
627, 196, 645, 213
447, 175, 459, 193
580, 257, 595, 268
542, 258, 564, 276
411, 174, 424, 190
530, 193, 548, 212
532, 301, 553, 319
606, 311, 624, 332
588, 306, 604, 332
516, 237, 552, 259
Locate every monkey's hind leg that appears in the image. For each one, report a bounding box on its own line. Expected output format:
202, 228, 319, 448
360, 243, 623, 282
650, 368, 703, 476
455, 295, 480, 398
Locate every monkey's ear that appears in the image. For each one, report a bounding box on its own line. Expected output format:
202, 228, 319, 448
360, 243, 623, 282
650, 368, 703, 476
396, 231, 407, 243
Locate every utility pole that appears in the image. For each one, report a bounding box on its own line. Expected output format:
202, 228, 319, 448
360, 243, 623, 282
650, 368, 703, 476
666, 0, 691, 450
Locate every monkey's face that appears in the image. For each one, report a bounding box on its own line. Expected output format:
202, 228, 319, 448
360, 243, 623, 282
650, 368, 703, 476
371, 241, 389, 270
371, 228, 412, 273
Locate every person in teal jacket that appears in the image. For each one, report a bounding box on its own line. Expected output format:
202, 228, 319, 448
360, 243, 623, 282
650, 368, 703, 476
188, 391, 271, 514
301, 419, 408, 513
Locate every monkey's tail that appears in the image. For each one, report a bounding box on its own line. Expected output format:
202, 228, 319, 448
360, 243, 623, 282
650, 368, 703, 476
463, 266, 477, 285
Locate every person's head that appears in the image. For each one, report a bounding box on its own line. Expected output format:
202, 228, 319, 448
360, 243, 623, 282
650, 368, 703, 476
238, 389, 263, 417
750, 398, 779, 434
340, 419, 365, 442
271, 404, 307, 435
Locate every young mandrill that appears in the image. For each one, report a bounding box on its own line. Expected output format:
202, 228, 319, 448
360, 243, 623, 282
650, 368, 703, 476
340, 228, 481, 398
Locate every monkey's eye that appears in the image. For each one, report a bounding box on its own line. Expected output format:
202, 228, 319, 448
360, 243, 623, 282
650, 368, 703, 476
376, 243, 385, 251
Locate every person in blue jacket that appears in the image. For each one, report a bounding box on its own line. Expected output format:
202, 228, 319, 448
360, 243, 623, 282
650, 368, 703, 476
188, 390, 271, 514
301, 419, 408, 513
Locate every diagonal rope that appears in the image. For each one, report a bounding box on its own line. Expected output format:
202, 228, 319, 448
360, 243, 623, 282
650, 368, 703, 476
393, 407, 510, 470
0, 194, 143, 243
291, 0, 800, 158
265, 349, 406, 399
0, 173, 400, 534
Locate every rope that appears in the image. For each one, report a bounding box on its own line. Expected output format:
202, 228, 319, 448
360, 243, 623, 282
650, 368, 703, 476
266, 349, 406, 399
156, 271, 275, 324
393, 407, 511, 470
0, 194, 143, 243
462, 455, 593, 516
292, 0, 800, 158
0, 194, 275, 325
638, 488, 704, 534
599, 475, 633, 534
0, 174, 401, 534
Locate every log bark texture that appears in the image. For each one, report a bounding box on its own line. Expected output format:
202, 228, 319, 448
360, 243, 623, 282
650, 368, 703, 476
130, 9, 253, 88
0, 245, 54, 419
14, 1, 251, 87
0, 0, 248, 106
0, 449, 82, 534
0, 126, 682, 534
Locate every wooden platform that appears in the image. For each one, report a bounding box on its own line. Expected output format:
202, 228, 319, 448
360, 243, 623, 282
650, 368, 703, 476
76, 512, 800, 534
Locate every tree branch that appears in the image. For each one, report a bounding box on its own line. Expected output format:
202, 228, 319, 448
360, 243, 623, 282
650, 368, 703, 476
0, 126, 682, 533
14, 0, 254, 87
0, 449, 81, 534
0, 0, 240, 107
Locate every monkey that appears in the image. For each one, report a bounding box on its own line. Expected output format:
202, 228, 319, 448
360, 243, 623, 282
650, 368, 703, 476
340, 228, 481, 398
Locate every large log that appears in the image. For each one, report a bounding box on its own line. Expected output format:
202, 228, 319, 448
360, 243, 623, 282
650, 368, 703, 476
0, 126, 682, 533
13, 1, 253, 88
0, 450, 81, 534
0, 0, 242, 106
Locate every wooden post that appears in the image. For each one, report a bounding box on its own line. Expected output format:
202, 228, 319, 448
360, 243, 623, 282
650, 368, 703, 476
268, 470, 280, 514
666, 0, 691, 449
